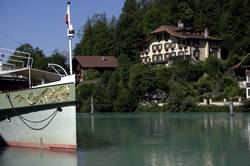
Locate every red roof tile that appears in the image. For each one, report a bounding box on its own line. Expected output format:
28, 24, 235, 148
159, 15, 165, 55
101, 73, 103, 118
74, 56, 118, 68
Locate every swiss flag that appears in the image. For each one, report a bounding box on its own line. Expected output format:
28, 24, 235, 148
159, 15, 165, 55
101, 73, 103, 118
66, 4, 70, 28
66, 14, 69, 27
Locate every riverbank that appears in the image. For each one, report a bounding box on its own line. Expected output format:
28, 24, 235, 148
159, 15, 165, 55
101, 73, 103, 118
135, 102, 250, 112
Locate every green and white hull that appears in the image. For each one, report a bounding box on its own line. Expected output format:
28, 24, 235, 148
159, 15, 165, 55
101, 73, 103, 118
0, 75, 77, 152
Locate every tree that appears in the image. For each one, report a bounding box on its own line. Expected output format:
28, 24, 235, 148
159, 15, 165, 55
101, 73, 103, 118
176, 1, 194, 24
203, 56, 225, 77
142, 8, 161, 34
47, 50, 67, 69
116, 0, 145, 62
74, 14, 117, 56
16, 43, 47, 70
167, 80, 195, 112
129, 64, 157, 101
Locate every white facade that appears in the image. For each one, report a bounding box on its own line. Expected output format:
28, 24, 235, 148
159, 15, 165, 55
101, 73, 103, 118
247, 70, 250, 99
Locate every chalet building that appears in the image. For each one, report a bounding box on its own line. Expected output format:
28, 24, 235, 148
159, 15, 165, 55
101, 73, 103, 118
139, 21, 222, 65
73, 56, 118, 82
232, 53, 250, 99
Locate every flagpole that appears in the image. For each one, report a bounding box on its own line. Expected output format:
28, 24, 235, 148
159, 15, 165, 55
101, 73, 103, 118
69, 37, 73, 75
66, 0, 74, 75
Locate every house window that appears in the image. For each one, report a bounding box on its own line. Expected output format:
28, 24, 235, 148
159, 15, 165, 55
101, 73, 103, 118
152, 55, 157, 61
164, 33, 169, 40
158, 54, 163, 61
193, 49, 200, 59
147, 47, 150, 54
210, 49, 218, 57
178, 40, 185, 49
164, 43, 168, 51
152, 45, 157, 53
164, 53, 169, 60
170, 43, 176, 50
141, 58, 145, 63
157, 34, 162, 41
158, 44, 162, 52
168, 43, 172, 49
171, 52, 176, 57
178, 51, 184, 56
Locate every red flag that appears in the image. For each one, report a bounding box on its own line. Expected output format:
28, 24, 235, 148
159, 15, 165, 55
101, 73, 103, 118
66, 3, 70, 28
66, 14, 69, 27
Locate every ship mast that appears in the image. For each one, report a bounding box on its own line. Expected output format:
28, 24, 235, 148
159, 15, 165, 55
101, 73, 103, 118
66, 0, 74, 75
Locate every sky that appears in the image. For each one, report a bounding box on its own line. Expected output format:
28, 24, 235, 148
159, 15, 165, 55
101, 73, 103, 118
0, 0, 125, 56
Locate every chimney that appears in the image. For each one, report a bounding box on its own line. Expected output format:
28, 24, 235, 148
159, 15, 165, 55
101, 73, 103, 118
101, 56, 107, 61
178, 20, 184, 28
204, 28, 209, 38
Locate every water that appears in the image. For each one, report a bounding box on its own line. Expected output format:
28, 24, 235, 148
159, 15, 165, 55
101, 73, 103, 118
1, 113, 250, 166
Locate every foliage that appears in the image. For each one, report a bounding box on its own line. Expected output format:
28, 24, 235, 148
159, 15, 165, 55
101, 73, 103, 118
74, 13, 117, 56
47, 50, 68, 73
16, 43, 47, 70
167, 80, 196, 112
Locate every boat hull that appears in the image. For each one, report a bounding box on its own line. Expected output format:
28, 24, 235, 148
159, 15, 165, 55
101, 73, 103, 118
0, 105, 76, 152
0, 79, 77, 152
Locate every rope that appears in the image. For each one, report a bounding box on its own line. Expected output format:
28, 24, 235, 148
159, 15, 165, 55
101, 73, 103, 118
17, 110, 58, 124
17, 111, 58, 131
6, 93, 59, 130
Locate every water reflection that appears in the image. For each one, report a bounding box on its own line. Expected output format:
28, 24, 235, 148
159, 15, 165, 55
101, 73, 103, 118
2, 113, 250, 166
77, 113, 250, 166
0, 147, 77, 166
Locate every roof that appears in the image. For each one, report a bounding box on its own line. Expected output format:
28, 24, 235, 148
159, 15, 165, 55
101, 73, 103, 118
232, 53, 250, 69
74, 56, 118, 68
151, 25, 222, 40
0, 67, 61, 82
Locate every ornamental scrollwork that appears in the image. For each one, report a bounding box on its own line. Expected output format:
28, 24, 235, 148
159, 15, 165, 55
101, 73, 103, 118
15, 85, 71, 105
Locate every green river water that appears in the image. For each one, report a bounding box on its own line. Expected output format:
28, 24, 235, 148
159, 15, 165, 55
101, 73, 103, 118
1, 112, 250, 166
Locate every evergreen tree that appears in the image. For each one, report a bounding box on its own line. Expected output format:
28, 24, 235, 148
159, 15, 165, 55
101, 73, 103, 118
116, 0, 145, 62
74, 13, 117, 56
16, 43, 47, 70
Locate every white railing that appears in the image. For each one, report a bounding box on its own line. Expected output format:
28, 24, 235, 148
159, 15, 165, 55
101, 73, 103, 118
0, 48, 33, 71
